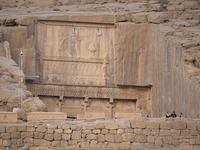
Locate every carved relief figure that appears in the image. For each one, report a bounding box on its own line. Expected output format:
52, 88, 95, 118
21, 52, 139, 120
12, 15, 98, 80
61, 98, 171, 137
57, 27, 105, 59
60, 37, 72, 57
88, 42, 97, 58
96, 28, 102, 58
0, 41, 11, 59
87, 29, 103, 58
70, 28, 79, 57
3, 41, 11, 59
0, 31, 11, 59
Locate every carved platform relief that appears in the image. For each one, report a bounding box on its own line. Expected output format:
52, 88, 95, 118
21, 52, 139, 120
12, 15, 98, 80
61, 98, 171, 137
43, 60, 105, 85
37, 22, 113, 86
27, 84, 139, 100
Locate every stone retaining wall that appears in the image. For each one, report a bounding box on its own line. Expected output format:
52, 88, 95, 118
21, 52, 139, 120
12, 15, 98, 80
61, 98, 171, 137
0, 118, 199, 150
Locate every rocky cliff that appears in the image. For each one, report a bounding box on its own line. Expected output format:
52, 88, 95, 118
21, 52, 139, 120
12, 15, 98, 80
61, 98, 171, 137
0, 0, 199, 118
0, 56, 29, 111
0, 56, 47, 119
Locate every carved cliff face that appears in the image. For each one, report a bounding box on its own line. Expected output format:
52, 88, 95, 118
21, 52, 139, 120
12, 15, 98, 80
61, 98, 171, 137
0, 0, 199, 119
37, 21, 114, 86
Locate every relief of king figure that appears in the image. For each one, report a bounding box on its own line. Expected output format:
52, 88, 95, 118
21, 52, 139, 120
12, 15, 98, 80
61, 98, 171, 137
59, 28, 104, 59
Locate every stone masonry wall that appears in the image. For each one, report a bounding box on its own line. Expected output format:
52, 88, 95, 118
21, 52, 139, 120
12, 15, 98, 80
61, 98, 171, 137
0, 118, 199, 150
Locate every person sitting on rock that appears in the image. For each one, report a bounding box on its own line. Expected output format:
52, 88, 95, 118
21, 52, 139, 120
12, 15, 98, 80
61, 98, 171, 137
171, 111, 177, 118
166, 111, 170, 118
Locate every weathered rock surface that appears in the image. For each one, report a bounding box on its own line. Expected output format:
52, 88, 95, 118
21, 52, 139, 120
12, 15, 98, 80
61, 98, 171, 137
0, 56, 47, 119
0, 56, 28, 111
21, 97, 47, 112
18, 97, 47, 120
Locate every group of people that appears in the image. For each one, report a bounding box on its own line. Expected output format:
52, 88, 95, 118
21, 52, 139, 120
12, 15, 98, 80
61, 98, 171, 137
166, 111, 183, 119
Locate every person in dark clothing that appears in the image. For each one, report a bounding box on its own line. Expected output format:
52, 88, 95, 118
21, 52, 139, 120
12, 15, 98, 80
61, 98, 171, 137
171, 111, 177, 118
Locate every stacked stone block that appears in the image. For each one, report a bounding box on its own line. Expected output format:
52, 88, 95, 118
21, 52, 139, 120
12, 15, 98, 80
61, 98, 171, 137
0, 118, 199, 149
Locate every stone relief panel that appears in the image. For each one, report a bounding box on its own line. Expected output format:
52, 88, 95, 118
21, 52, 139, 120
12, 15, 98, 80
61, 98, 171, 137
37, 21, 114, 86
26, 84, 139, 100
43, 25, 106, 59
42, 60, 106, 85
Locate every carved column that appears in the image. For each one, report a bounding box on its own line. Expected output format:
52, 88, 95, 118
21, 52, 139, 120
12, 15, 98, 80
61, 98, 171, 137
83, 97, 89, 112
106, 98, 116, 119
56, 96, 64, 112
